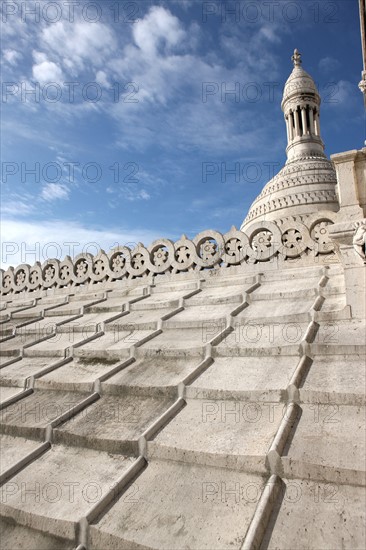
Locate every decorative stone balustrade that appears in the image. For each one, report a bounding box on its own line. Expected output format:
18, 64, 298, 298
1, 218, 337, 296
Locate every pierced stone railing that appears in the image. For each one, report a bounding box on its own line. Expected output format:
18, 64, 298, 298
0, 216, 337, 296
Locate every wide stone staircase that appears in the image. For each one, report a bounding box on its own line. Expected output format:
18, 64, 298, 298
0, 264, 365, 549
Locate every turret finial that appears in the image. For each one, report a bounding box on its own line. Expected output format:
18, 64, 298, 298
292, 49, 302, 67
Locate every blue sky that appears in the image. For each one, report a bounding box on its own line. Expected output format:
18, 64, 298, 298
1, 0, 364, 268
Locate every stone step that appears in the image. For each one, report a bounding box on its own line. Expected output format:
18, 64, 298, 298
15, 315, 80, 335
1, 334, 48, 356
321, 284, 346, 296
102, 355, 202, 398
213, 344, 301, 358
317, 295, 347, 312
200, 275, 256, 288
236, 298, 315, 317
139, 328, 210, 356
67, 292, 105, 302
163, 304, 238, 329
315, 319, 366, 346
252, 287, 318, 301
87, 290, 145, 313
186, 285, 246, 305
0, 443, 135, 542
261, 478, 366, 550
130, 290, 195, 310
87, 301, 124, 313
35, 357, 121, 392
216, 322, 313, 353
260, 267, 325, 282
23, 332, 98, 358
53, 394, 174, 455
106, 307, 175, 331
0, 302, 35, 321
0, 433, 44, 477
35, 295, 68, 305
44, 305, 85, 316
151, 281, 199, 293
299, 353, 366, 405
130, 299, 180, 311
56, 312, 121, 333
73, 329, 157, 360
0, 358, 53, 387
89, 459, 266, 550
186, 355, 297, 402
233, 310, 311, 325
0, 389, 90, 440
0, 356, 22, 368
0, 386, 24, 405
253, 277, 320, 297
0, 518, 73, 550
0, 325, 16, 338
148, 397, 283, 473
282, 404, 366, 486
11, 304, 63, 319
1, 316, 43, 334
309, 343, 366, 358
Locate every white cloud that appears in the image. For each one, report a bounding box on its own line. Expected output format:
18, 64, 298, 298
319, 56, 340, 74
0, 219, 162, 269
259, 26, 281, 44
33, 50, 48, 64
41, 183, 70, 201
40, 21, 117, 75
32, 60, 64, 83
3, 49, 22, 66
1, 198, 35, 217
138, 189, 151, 200
95, 70, 110, 88
133, 6, 186, 56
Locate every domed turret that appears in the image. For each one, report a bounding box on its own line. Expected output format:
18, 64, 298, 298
282, 49, 325, 162
241, 50, 339, 231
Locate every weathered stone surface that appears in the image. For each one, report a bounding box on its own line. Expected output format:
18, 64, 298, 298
0, 390, 89, 439
163, 303, 238, 328
103, 356, 201, 396
261, 478, 366, 549
1, 444, 134, 541
24, 332, 97, 357
149, 397, 283, 473
89, 459, 265, 550
0, 358, 53, 387
139, 328, 208, 355
74, 329, 156, 360
186, 356, 296, 401
300, 354, 366, 405
0, 519, 72, 550
0, 386, 24, 404
218, 321, 312, 351
0, 434, 41, 475
35, 357, 120, 392
54, 394, 174, 454
315, 319, 366, 346
282, 404, 366, 485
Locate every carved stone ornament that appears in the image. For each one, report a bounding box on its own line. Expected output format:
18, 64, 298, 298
353, 219, 366, 263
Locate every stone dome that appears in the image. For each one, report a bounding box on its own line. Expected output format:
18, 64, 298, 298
241, 49, 339, 231
241, 154, 338, 228
282, 66, 319, 109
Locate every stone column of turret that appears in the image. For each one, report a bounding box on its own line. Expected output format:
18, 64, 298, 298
282, 49, 325, 162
